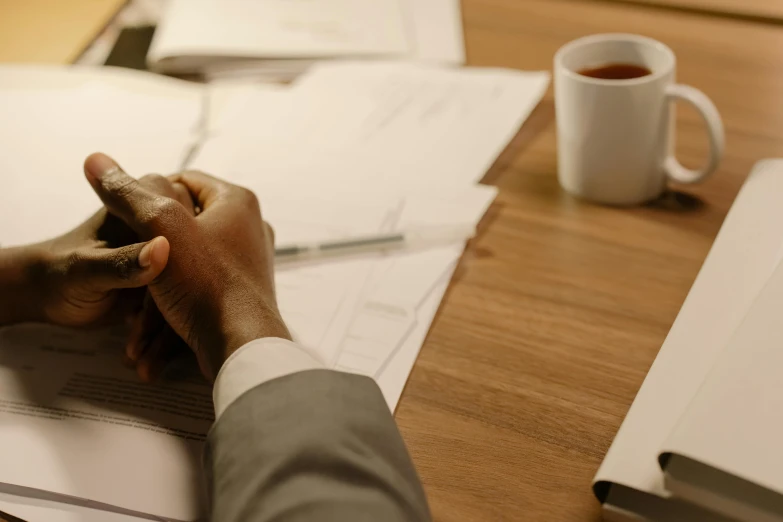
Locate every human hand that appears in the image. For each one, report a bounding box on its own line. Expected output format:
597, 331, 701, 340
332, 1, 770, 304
84, 152, 291, 381
0, 208, 169, 329
0, 173, 199, 329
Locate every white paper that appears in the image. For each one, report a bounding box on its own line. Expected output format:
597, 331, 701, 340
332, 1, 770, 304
149, 0, 411, 70
400, 0, 464, 64
150, 0, 463, 75
0, 66, 202, 247
192, 62, 549, 193
0, 493, 148, 522
321, 185, 495, 406
662, 256, 783, 498
333, 303, 416, 377
377, 260, 458, 410
593, 160, 783, 500
0, 325, 209, 521
277, 259, 374, 364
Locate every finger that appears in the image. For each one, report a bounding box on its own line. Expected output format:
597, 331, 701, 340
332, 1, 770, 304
84, 153, 172, 232
136, 174, 195, 216
136, 327, 182, 383
172, 182, 196, 216
264, 222, 278, 297
70, 236, 170, 291
126, 294, 166, 363
169, 170, 234, 211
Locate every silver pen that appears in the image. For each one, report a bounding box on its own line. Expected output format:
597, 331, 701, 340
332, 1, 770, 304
274, 224, 475, 261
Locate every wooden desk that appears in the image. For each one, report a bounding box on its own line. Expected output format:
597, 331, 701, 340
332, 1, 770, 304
0, 0, 124, 63
603, 0, 783, 21
395, 1, 783, 520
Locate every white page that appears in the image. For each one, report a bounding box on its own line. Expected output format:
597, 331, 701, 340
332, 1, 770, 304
149, 0, 411, 71
216, 193, 395, 366
191, 63, 548, 193
327, 185, 496, 404
289, 62, 548, 189
200, 0, 464, 81
0, 325, 209, 521
0, 66, 202, 247
662, 256, 783, 498
377, 259, 459, 410
335, 244, 462, 382
206, 80, 287, 135
333, 304, 416, 377
277, 260, 374, 363
401, 0, 464, 64
363, 184, 496, 309
0, 493, 147, 522
268, 186, 491, 366
593, 160, 783, 500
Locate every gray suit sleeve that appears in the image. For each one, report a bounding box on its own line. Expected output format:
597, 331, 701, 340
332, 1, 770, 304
205, 369, 431, 522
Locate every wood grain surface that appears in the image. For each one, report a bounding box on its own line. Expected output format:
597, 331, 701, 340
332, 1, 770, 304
600, 0, 783, 21
0, 0, 124, 63
394, 1, 783, 520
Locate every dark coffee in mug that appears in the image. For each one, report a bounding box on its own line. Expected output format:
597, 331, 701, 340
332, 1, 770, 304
577, 63, 652, 80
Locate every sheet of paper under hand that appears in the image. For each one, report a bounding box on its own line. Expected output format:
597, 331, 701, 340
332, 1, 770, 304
0, 325, 210, 521
0, 492, 145, 522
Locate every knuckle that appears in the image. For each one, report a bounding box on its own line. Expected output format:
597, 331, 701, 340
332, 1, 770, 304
237, 187, 260, 209
63, 250, 87, 276
103, 175, 140, 199
139, 198, 185, 228
138, 174, 167, 188
139, 174, 178, 199
108, 251, 135, 280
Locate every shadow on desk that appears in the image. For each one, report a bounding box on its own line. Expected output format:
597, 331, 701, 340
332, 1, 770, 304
648, 190, 706, 212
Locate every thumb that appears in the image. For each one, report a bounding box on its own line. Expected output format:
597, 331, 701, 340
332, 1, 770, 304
70, 237, 170, 291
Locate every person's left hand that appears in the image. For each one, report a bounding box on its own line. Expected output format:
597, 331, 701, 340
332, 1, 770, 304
3, 175, 194, 328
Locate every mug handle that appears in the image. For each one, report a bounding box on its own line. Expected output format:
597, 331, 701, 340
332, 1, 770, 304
664, 84, 725, 184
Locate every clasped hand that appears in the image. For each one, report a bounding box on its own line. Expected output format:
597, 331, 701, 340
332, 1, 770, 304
8, 153, 290, 383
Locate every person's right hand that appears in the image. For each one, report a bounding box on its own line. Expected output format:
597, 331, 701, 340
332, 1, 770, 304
83, 152, 291, 381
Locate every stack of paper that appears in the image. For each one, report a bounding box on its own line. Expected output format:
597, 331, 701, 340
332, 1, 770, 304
0, 62, 549, 520
147, 0, 465, 80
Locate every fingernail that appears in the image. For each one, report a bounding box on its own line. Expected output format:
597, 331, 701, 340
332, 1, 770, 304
138, 239, 156, 268
84, 153, 119, 182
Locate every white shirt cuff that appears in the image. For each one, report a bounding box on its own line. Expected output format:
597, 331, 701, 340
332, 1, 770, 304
213, 337, 324, 419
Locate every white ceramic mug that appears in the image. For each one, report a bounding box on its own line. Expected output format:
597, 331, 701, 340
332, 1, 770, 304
554, 34, 724, 205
